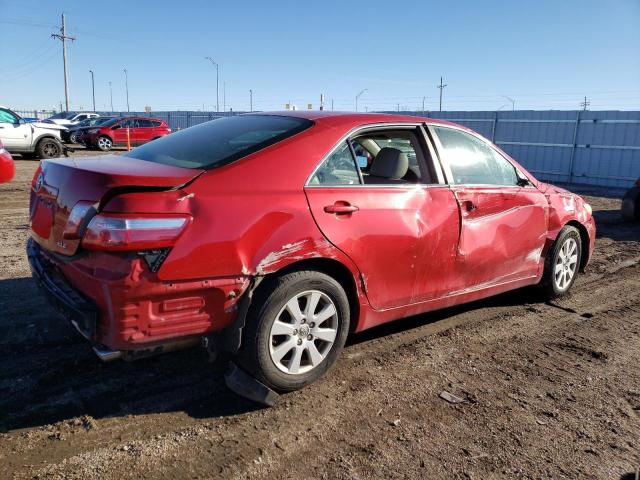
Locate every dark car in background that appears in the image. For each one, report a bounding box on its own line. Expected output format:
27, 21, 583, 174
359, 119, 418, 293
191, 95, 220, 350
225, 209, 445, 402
81, 116, 171, 151
621, 178, 640, 221
63, 116, 116, 144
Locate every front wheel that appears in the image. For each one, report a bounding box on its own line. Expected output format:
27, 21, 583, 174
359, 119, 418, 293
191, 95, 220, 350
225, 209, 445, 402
540, 225, 582, 299
35, 138, 62, 159
238, 270, 350, 392
97, 136, 113, 151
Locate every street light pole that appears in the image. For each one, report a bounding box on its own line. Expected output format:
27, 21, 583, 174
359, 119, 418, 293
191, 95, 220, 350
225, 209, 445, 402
123, 69, 130, 112
89, 70, 95, 111
205, 57, 219, 112
502, 95, 515, 111
108, 81, 113, 111
249, 89, 253, 112
355, 88, 367, 112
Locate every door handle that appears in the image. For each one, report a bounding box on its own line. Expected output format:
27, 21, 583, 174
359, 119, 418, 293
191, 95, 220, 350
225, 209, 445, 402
324, 202, 359, 214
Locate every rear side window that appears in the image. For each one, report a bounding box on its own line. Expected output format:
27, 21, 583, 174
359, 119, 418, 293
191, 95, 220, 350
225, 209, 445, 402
151, 120, 162, 127
309, 142, 361, 185
137, 119, 153, 127
124, 115, 312, 169
434, 126, 518, 186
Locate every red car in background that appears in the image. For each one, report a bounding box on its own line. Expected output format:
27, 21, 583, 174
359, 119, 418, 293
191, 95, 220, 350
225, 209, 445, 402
0, 138, 15, 183
27, 112, 595, 396
81, 116, 171, 151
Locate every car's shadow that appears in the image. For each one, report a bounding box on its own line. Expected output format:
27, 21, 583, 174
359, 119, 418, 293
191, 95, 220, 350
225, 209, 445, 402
0, 273, 555, 433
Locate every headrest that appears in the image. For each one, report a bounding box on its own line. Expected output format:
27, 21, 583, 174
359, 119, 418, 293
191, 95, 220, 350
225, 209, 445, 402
370, 147, 409, 179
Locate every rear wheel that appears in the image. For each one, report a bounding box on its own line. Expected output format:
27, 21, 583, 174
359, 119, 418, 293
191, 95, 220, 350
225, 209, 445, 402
69, 131, 79, 144
97, 136, 113, 151
35, 138, 62, 159
540, 225, 582, 299
238, 270, 350, 392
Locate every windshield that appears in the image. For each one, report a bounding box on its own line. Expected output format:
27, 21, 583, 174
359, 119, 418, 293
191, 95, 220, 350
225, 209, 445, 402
95, 117, 115, 125
123, 115, 313, 169
48, 112, 76, 120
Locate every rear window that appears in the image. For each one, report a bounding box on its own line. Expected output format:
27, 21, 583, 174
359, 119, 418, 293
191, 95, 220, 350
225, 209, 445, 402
123, 115, 313, 169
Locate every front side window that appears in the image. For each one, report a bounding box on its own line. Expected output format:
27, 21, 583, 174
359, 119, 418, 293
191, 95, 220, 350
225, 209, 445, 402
124, 115, 313, 169
309, 142, 361, 185
434, 126, 518, 186
0, 109, 19, 124
137, 119, 153, 128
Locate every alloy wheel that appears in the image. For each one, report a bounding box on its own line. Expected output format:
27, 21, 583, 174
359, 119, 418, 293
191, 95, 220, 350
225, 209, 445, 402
554, 237, 578, 291
98, 137, 112, 150
42, 142, 60, 157
269, 290, 338, 375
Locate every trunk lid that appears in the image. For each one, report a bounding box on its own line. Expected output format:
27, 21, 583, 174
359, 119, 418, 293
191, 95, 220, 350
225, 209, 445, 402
29, 155, 203, 256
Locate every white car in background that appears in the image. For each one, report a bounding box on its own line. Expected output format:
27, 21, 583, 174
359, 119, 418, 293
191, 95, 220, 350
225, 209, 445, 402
0, 106, 67, 159
43, 112, 100, 126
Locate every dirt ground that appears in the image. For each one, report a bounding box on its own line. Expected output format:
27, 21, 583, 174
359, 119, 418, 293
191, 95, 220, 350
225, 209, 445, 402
1, 156, 639, 479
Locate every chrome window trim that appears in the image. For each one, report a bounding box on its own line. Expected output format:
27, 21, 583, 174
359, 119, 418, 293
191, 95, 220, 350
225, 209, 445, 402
304, 122, 444, 188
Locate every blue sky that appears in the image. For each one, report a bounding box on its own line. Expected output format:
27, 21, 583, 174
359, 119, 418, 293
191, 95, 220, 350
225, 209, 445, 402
1, 0, 639, 112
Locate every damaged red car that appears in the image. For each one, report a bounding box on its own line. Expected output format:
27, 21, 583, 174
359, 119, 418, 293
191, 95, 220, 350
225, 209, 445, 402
28, 112, 595, 393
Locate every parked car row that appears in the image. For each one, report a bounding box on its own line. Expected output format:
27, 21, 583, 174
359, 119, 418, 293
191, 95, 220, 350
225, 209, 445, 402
0, 106, 171, 158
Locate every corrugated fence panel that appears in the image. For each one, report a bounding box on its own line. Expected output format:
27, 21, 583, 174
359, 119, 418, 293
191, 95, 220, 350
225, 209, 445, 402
388, 110, 640, 188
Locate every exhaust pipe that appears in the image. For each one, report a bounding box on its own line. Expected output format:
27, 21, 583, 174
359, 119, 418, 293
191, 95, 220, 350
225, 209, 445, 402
92, 345, 123, 362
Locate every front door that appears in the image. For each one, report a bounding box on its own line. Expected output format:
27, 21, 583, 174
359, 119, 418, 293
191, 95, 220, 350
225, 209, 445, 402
431, 125, 548, 289
304, 127, 460, 310
0, 108, 32, 151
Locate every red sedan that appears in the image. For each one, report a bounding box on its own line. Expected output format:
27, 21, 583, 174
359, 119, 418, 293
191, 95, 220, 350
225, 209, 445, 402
27, 112, 595, 394
0, 138, 15, 183
81, 116, 171, 151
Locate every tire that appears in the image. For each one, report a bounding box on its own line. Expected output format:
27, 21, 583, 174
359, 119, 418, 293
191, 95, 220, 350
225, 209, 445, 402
621, 186, 640, 221
97, 136, 113, 151
238, 270, 350, 392
35, 138, 62, 159
69, 132, 79, 144
539, 225, 582, 299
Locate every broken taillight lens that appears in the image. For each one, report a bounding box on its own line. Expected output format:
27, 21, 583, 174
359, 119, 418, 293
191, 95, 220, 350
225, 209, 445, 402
81, 214, 190, 251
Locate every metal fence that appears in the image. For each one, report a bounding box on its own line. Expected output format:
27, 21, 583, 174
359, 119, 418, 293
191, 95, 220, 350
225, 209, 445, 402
12, 108, 640, 188
390, 110, 640, 189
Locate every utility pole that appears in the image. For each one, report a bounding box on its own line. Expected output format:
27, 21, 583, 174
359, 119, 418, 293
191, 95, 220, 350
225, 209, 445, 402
205, 57, 219, 112
108, 81, 113, 111
331, 98, 334, 111
249, 89, 253, 112
51, 13, 75, 112
437, 77, 447, 112
355, 89, 367, 112
580, 96, 590, 110
123, 69, 130, 112
422, 96, 426, 115
89, 70, 96, 111
223, 82, 226, 113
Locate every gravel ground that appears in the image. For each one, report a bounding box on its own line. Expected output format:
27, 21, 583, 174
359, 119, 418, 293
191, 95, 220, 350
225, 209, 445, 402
0, 156, 639, 479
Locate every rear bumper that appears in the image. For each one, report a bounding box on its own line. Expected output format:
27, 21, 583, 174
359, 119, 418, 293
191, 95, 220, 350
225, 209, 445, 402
28, 237, 98, 341
27, 237, 250, 354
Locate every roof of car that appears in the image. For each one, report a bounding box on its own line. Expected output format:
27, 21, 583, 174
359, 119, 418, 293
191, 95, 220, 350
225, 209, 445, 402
251, 110, 459, 129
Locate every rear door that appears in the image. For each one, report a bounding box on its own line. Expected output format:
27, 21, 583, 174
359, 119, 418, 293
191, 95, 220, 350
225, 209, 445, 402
136, 118, 155, 144
430, 125, 548, 288
304, 126, 460, 310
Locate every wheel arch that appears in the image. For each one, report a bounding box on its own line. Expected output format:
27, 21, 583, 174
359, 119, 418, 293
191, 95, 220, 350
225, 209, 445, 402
267, 257, 361, 332
565, 220, 590, 273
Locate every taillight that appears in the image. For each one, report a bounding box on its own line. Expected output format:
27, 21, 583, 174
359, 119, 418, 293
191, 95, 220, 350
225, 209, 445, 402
32, 165, 43, 191
81, 214, 190, 251
63, 201, 97, 239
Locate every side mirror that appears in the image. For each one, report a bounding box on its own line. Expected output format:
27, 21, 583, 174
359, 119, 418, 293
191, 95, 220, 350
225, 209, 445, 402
112, 125, 121, 130
516, 177, 531, 187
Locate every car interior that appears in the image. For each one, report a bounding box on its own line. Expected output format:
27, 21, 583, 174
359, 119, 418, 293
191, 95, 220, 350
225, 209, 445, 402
309, 127, 438, 186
